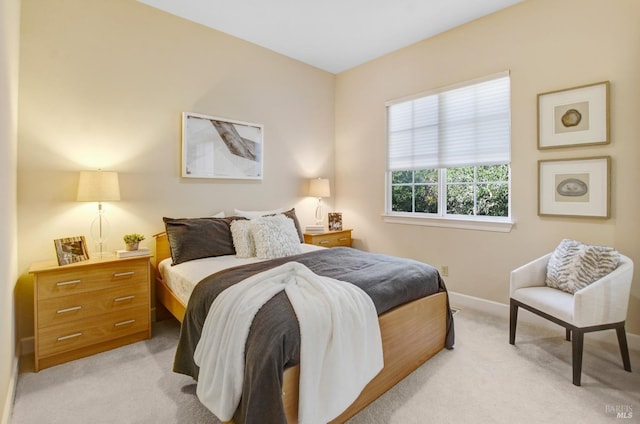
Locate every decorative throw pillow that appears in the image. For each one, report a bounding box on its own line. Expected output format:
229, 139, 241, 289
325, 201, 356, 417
251, 214, 302, 259
230, 220, 255, 258
545, 239, 620, 294
163, 216, 244, 265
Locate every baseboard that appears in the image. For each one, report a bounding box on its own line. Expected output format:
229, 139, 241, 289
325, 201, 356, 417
1, 356, 18, 424
449, 291, 640, 352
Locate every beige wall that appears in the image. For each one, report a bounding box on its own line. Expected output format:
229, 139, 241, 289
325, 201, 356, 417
16, 0, 335, 342
15, 0, 640, 351
335, 0, 640, 334
0, 0, 20, 419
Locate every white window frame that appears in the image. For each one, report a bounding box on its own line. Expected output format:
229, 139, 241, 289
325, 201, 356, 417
383, 72, 514, 233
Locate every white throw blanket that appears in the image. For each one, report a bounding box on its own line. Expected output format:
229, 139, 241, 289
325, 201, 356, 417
193, 261, 383, 424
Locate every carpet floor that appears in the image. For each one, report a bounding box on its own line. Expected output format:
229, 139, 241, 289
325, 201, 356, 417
11, 307, 639, 423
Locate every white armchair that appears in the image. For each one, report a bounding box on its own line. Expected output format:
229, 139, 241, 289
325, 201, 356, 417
509, 253, 633, 386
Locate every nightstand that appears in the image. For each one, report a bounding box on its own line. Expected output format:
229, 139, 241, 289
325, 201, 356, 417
303, 229, 353, 248
29, 254, 152, 371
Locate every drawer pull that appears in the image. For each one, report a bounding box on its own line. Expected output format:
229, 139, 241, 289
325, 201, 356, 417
113, 271, 135, 278
338, 237, 349, 241
57, 332, 82, 341
114, 319, 136, 327
56, 279, 81, 287
319, 240, 330, 245
114, 295, 135, 303
56, 306, 82, 314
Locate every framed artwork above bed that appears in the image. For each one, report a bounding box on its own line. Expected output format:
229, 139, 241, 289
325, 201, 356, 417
181, 112, 264, 180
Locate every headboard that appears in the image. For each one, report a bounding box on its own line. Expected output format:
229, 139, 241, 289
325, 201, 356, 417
153, 231, 171, 265
152, 231, 188, 322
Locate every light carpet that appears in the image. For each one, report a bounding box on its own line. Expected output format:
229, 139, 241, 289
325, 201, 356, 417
11, 307, 639, 423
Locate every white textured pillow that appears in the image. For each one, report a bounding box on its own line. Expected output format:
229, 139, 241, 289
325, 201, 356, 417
545, 239, 620, 294
230, 220, 255, 258
234, 208, 285, 219
251, 214, 302, 259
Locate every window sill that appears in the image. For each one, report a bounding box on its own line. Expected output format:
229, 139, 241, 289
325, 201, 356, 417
382, 213, 514, 233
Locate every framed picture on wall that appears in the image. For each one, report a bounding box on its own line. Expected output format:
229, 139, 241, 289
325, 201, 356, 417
54, 236, 90, 266
538, 156, 610, 218
537, 81, 609, 149
182, 112, 264, 179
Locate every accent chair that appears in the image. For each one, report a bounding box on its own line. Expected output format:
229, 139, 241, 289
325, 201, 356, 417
509, 252, 633, 386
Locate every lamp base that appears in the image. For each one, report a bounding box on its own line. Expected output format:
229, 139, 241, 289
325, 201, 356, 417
92, 241, 114, 259
315, 198, 324, 225
90, 205, 113, 259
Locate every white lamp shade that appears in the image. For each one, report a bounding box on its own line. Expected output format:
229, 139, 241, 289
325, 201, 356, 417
77, 170, 121, 202
309, 178, 330, 198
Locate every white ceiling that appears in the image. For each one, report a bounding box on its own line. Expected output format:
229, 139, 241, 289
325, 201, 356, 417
137, 0, 523, 74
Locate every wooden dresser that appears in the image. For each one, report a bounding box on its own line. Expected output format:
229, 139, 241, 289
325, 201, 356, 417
29, 255, 152, 371
303, 229, 353, 248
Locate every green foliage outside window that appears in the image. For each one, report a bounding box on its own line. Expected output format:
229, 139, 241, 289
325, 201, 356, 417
391, 164, 509, 217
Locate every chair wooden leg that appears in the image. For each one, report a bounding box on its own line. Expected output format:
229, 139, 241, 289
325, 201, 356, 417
565, 329, 571, 341
571, 330, 584, 386
616, 325, 632, 372
509, 299, 518, 345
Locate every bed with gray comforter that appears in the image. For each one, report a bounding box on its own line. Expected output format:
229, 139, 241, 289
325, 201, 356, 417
174, 247, 455, 424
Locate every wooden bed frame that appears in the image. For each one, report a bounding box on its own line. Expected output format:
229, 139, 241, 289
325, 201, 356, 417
153, 232, 447, 424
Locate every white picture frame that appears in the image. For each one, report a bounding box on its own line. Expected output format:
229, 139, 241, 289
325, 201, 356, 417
538, 156, 610, 218
182, 112, 264, 179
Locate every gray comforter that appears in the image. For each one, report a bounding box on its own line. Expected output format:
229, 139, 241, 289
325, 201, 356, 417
174, 247, 455, 424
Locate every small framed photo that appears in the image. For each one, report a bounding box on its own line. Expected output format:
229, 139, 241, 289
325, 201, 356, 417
538, 156, 610, 218
54, 236, 90, 266
537, 81, 609, 149
328, 212, 343, 231
182, 112, 264, 179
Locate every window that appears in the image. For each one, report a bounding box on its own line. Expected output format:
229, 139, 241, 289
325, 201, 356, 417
386, 73, 511, 228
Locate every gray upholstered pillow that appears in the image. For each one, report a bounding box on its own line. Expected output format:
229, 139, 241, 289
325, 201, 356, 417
279, 208, 304, 243
251, 214, 302, 259
545, 239, 620, 294
163, 216, 244, 265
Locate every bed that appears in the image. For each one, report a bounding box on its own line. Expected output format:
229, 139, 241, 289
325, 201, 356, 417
153, 210, 455, 423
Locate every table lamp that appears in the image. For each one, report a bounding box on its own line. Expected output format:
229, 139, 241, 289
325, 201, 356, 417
76, 170, 120, 258
308, 178, 330, 225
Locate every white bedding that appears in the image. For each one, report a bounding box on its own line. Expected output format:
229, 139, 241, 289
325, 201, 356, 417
158, 243, 325, 304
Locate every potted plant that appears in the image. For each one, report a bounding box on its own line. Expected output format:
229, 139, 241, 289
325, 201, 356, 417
123, 233, 145, 251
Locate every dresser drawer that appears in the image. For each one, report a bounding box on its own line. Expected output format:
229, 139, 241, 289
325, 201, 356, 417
37, 306, 149, 357
36, 260, 148, 300
304, 230, 352, 247
38, 281, 149, 329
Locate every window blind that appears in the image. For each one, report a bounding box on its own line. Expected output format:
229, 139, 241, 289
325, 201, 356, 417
387, 73, 511, 171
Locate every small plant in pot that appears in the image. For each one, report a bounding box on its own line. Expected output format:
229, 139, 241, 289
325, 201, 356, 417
123, 233, 145, 251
